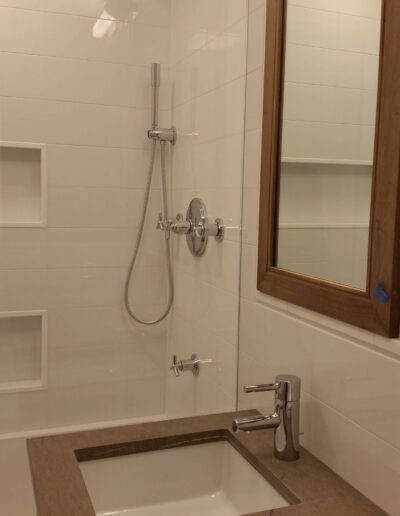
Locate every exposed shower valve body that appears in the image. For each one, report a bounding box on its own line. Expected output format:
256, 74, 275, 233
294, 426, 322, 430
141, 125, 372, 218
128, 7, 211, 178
156, 199, 224, 256
170, 354, 200, 377
193, 217, 224, 242
170, 213, 192, 235
156, 213, 192, 235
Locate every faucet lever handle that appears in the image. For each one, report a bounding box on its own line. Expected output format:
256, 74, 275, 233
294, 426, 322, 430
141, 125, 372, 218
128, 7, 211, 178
156, 212, 165, 230
244, 383, 280, 393
170, 355, 180, 377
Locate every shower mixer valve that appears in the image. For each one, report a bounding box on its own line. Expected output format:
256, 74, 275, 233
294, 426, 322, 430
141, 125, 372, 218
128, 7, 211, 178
170, 354, 213, 377
156, 213, 192, 235
156, 198, 224, 256
170, 354, 200, 377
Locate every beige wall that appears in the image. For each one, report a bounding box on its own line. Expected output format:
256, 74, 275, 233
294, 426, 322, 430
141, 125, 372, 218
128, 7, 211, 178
239, 1, 400, 515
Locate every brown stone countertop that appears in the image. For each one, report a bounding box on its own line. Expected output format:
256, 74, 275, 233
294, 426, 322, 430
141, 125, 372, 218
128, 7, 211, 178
27, 410, 387, 516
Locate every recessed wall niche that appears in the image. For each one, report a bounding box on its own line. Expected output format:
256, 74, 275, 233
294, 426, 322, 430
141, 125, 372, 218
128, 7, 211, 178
0, 310, 47, 393
0, 142, 47, 227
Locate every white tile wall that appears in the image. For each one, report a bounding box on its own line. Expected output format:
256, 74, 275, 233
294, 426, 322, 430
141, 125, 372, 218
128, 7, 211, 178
0, 438, 36, 516
239, 2, 400, 514
283, 1, 381, 163
165, 0, 248, 417
0, 0, 171, 434
276, 161, 372, 287
0, 1, 171, 25
0, 144, 44, 226
0, 313, 43, 385
278, 0, 380, 287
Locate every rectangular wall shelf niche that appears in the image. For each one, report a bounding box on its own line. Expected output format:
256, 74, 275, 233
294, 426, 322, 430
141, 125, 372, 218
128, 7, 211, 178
0, 141, 47, 227
0, 310, 47, 394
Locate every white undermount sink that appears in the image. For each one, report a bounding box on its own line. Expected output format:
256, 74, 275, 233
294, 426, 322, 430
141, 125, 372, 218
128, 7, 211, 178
80, 440, 289, 516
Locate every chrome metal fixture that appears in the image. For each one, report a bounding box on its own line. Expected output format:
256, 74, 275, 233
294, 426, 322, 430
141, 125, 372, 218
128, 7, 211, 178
124, 63, 175, 325
170, 354, 200, 377
156, 198, 224, 256
150, 62, 160, 129
170, 354, 213, 377
148, 127, 177, 144
232, 374, 301, 462
148, 62, 176, 144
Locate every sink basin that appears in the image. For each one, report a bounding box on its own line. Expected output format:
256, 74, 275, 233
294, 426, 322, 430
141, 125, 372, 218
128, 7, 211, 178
80, 440, 289, 516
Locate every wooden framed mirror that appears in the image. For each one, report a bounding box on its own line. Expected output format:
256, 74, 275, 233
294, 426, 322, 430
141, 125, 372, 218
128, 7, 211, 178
258, 0, 400, 337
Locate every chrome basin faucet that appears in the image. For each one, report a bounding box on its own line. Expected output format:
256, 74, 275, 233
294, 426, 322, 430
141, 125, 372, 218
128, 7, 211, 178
232, 374, 301, 462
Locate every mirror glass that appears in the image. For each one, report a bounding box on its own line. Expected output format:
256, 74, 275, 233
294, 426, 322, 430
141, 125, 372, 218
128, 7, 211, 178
275, 0, 382, 290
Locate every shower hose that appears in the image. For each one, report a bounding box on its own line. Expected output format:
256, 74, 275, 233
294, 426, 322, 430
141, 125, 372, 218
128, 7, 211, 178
124, 140, 174, 324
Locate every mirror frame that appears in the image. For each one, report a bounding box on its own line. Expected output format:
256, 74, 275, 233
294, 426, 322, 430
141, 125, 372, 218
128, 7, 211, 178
258, 0, 400, 337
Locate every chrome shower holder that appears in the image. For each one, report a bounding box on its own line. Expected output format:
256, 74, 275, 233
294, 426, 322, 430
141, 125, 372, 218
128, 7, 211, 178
148, 126, 177, 144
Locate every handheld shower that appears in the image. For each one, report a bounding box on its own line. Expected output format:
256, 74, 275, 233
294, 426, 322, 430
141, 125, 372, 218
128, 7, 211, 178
151, 63, 160, 130
124, 63, 175, 325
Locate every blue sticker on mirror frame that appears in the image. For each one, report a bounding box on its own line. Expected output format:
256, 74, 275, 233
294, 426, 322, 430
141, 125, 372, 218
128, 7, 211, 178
373, 283, 390, 304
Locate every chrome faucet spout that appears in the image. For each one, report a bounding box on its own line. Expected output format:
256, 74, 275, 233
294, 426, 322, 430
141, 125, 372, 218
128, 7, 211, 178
232, 413, 280, 433
232, 374, 301, 462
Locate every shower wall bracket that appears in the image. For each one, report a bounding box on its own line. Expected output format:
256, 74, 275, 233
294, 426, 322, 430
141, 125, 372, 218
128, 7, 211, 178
156, 198, 224, 256
148, 127, 177, 144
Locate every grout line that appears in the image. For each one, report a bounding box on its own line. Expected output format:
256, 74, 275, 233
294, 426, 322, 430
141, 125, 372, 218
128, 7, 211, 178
286, 79, 378, 93
172, 73, 247, 111
170, 12, 248, 70
47, 185, 162, 191
0, 266, 163, 272
248, 1, 265, 15
0, 227, 136, 232
172, 129, 244, 147
235, 0, 250, 412
45, 142, 146, 151
174, 130, 245, 147
0, 93, 169, 113
288, 2, 381, 22
174, 268, 240, 303
0, 48, 167, 69
0, 414, 167, 441
0, 93, 151, 111
250, 295, 400, 360
0, 137, 147, 152
0, 4, 170, 28
0, 50, 158, 70
171, 312, 237, 350
283, 118, 375, 128
287, 41, 380, 58
304, 391, 400, 455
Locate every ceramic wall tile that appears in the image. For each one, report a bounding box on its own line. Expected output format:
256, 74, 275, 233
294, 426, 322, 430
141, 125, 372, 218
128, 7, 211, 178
0, 0, 171, 26
0, 0, 170, 434
166, 0, 247, 416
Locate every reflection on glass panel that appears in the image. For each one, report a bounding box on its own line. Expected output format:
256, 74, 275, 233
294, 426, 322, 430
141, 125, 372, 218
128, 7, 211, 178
275, 0, 382, 290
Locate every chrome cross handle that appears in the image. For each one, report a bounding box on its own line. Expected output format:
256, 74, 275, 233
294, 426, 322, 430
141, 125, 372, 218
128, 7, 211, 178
170, 214, 192, 235
170, 354, 200, 377
156, 213, 192, 235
